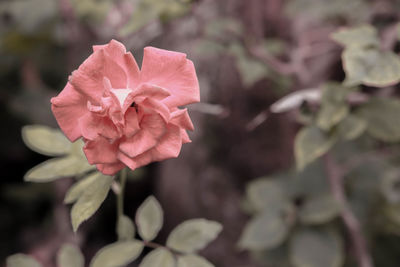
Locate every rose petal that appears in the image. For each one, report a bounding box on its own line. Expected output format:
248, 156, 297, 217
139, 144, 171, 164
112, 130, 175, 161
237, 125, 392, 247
118, 125, 182, 170
170, 108, 194, 131
83, 137, 120, 164
96, 162, 125, 175
51, 83, 87, 141
94, 40, 140, 88
181, 129, 191, 144
124, 108, 140, 137
78, 113, 120, 141
137, 97, 170, 122
140, 47, 200, 107
119, 114, 166, 157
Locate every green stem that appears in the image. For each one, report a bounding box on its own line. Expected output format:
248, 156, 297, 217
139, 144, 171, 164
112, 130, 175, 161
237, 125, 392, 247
117, 168, 128, 219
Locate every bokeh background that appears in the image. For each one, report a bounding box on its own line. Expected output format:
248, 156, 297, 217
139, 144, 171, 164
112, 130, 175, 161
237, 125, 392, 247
1, 0, 400, 266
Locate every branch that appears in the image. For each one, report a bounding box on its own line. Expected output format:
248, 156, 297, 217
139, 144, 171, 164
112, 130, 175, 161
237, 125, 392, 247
324, 154, 374, 267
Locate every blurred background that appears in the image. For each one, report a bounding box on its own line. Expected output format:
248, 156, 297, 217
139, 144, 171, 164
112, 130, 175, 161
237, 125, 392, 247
1, 0, 400, 266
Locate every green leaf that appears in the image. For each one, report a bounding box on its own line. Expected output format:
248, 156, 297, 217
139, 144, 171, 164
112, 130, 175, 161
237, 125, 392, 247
299, 195, 340, 225
136, 196, 164, 241
139, 248, 175, 267
295, 126, 336, 171
381, 170, 400, 204
177, 254, 214, 267
331, 25, 379, 48
57, 243, 84, 267
166, 219, 223, 253
24, 156, 95, 183
316, 103, 348, 131
290, 228, 343, 267
343, 48, 400, 87
246, 178, 289, 212
90, 241, 144, 267
64, 172, 102, 204
71, 174, 112, 232
117, 215, 135, 241
22, 125, 71, 156
356, 98, 400, 142
238, 210, 289, 250
6, 254, 42, 267
337, 114, 367, 140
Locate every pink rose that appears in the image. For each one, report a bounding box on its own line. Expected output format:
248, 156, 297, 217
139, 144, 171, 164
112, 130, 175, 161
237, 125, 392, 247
51, 40, 199, 175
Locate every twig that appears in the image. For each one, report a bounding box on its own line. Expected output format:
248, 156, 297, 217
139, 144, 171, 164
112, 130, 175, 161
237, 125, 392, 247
324, 154, 374, 267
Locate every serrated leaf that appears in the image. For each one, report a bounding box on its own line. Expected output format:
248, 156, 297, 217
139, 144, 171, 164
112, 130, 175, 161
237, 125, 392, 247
166, 219, 222, 253
295, 126, 336, 171
246, 179, 289, 212
57, 243, 84, 267
117, 215, 135, 241
24, 156, 95, 183
6, 254, 42, 267
135, 196, 163, 241
356, 98, 400, 142
64, 172, 101, 204
238, 210, 289, 250
177, 254, 214, 267
139, 248, 175, 267
337, 114, 367, 140
343, 48, 400, 87
331, 25, 379, 48
71, 174, 112, 232
90, 241, 144, 267
299, 195, 340, 225
290, 228, 343, 267
22, 125, 71, 156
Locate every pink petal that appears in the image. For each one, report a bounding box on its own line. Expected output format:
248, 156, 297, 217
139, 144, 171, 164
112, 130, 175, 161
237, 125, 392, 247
68, 50, 106, 103
137, 97, 170, 122
140, 47, 200, 108
181, 129, 191, 144
51, 83, 87, 141
117, 125, 182, 170
124, 108, 140, 137
119, 114, 166, 158
170, 108, 194, 130
96, 162, 125, 175
83, 137, 120, 164
94, 40, 140, 88
78, 113, 120, 141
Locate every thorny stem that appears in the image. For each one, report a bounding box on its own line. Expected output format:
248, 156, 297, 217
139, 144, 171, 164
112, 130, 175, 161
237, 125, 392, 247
117, 168, 128, 219
324, 154, 374, 267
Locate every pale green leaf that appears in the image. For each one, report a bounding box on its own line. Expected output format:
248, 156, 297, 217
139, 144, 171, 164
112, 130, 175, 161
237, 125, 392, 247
238, 210, 289, 250
136, 196, 163, 241
331, 25, 379, 48
6, 254, 42, 267
246, 179, 289, 212
90, 241, 144, 267
295, 126, 336, 171
24, 156, 95, 183
357, 98, 400, 142
299, 195, 340, 225
139, 248, 175, 267
270, 88, 320, 113
290, 228, 343, 267
22, 125, 71, 156
166, 219, 223, 253
64, 172, 101, 204
57, 243, 84, 267
71, 174, 112, 232
177, 254, 214, 267
337, 114, 367, 140
343, 48, 400, 87
117, 215, 135, 241
316, 103, 348, 131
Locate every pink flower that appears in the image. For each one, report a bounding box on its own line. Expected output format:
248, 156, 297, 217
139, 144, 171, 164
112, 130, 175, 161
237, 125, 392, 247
51, 40, 199, 175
